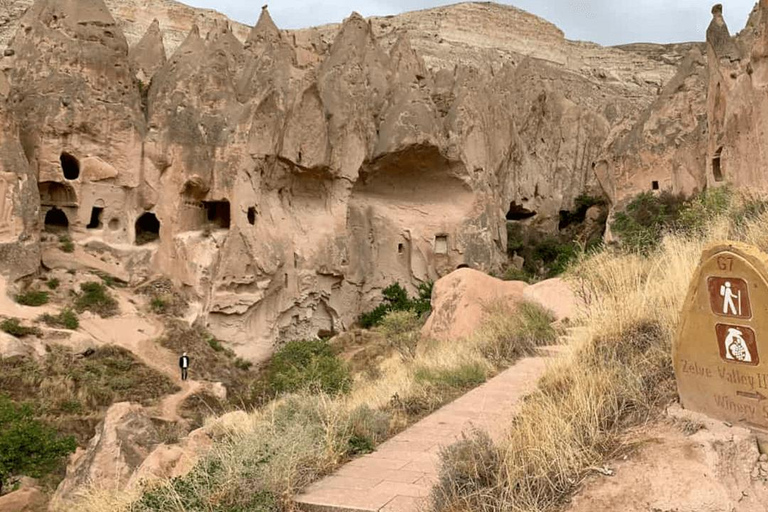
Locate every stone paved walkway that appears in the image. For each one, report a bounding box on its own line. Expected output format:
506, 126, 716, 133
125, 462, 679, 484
294, 349, 556, 512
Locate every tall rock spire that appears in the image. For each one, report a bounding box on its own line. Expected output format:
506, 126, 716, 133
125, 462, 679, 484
130, 19, 167, 83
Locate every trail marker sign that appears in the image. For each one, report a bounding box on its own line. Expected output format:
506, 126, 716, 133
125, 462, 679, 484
674, 242, 768, 430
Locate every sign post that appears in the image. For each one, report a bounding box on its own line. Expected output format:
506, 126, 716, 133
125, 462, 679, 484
674, 242, 768, 430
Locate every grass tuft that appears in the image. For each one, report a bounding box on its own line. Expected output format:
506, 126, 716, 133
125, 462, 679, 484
75, 282, 119, 318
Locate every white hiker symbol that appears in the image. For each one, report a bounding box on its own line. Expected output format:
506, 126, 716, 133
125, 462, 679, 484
724, 327, 752, 363
720, 281, 742, 316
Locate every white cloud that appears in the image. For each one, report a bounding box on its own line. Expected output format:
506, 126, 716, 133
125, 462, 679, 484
181, 0, 757, 46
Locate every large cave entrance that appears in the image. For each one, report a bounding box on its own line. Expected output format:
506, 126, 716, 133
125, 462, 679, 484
87, 206, 104, 229
44, 207, 69, 232
135, 212, 160, 245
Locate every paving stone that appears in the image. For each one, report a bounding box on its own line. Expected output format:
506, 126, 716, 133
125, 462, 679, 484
294, 354, 553, 512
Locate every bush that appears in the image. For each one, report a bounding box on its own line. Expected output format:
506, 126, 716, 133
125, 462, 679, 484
149, 297, 167, 314
15, 290, 49, 307
376, 310, 422, 359
676, 187, 732, 235
0, 395, 76, 494
39, 309, 79, 330
45, 278, 60, 290
265, 339, 351, 397
59, 235, 75, 253
358, 282, 433, 328
0, 318, 40, 338
75, 282, 119, 318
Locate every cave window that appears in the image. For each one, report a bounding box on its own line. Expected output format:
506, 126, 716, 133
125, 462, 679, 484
435, 235, 448, 255
87, 207, 104, 229
60, 152, 80, 180
44, 207, 69, 231
204, 201, 231, 230
713, 147, 724, 182
135, 212, 160, 245
398, 243, 405, 254
506, 201, 537, 221
652, 181, 660, 191
247, 207, 256, 225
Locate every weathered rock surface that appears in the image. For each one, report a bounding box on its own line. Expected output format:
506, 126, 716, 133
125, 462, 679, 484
52, 402, 162, 506
0, 0, 709, 360
522, 277, 579, 321
422, 268, 527, 341
567, 405, 768, 512
0, 486, 47, 512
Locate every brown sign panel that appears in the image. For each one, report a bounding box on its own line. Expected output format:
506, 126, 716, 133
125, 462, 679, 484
674, 242, 768, 430
707, 277, 752, 319
715, 324, 759, 365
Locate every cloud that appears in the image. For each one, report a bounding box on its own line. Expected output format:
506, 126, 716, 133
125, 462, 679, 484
181, 0, 757, 46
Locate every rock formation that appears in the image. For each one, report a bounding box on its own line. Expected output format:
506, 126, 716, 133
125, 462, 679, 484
0, 0, 719, 360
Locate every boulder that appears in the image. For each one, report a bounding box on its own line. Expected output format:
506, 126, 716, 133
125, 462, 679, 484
422, 268, 528, 341
52, 403, 161, 507
0, 487, 46, 512
522, 278, 579, 321
0, 331, 34, 358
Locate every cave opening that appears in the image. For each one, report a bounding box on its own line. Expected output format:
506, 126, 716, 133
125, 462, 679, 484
60, 152, 80, 180
87, 206, 104, 229
398, 243, 405, 254
204, 201, 231, 230
652, 181, 660, 191
135, 212, 160, 245
713, 147, 724, 182
247, 207, 256, 226
44, 207, 69, 232
506, 201, 537, 221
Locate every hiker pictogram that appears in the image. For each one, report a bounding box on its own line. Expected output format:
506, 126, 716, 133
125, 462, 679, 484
708, 277, 751, 319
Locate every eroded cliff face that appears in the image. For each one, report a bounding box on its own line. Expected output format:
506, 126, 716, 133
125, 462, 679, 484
0, 0, 696, 360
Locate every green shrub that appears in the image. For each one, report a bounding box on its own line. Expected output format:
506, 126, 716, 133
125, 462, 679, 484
0, 318, 40, 338
39, 309, 79, 330
359, 282, 433, 328
45, 278, 60, 290
150, 297, 167, 314
376, 310, 422, 359
59, 235, 75, 254
266, 339, 351, 397
207, 337, 225, 352
611, 191, 687, 252
676, 187, 732, 235
501, 266, 535, 283
234, 358, 253, 371
0, 395, 76, 494
75, 282, 118, 318
15, 290, 49, 307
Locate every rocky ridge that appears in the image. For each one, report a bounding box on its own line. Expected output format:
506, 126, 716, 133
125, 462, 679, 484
0, 0, 713, 361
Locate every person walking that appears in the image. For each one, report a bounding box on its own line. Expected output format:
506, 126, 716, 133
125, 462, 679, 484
179, 352, 190, 381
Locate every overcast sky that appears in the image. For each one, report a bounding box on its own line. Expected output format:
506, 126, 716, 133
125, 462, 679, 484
180, 0, 757, 46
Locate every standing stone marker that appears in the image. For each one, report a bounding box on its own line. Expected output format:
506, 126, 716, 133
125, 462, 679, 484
674, 242, 768, 430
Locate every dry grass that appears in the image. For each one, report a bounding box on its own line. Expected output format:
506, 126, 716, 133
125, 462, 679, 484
74, 299, 556, 512
430, 200, 766, 512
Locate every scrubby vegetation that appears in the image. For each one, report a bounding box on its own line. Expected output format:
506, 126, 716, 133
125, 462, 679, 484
0, 345, 178, 444
358, 281, 433, 328
138, 278, 188, 317
59, 235, 75, 254
74, 282, 119, 318
15, 290, 50, 307
0, 395, 77, 495
39, 308, 79, 330
79, 291, 556, 511
1, 318, 41, 338
430, 190, 768, 511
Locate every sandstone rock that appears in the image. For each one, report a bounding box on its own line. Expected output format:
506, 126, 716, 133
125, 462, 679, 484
52, 402, 161, 506
129, 18, 166, 83
0, 0, 703, 360
422, 268, 528, 341
0, 487, 47, 512
0, 331, 35, 358
128, 425, 212, 488
522, 278, 579, 321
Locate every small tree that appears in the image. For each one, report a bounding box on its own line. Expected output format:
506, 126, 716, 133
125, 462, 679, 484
0, 396, 76, 495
